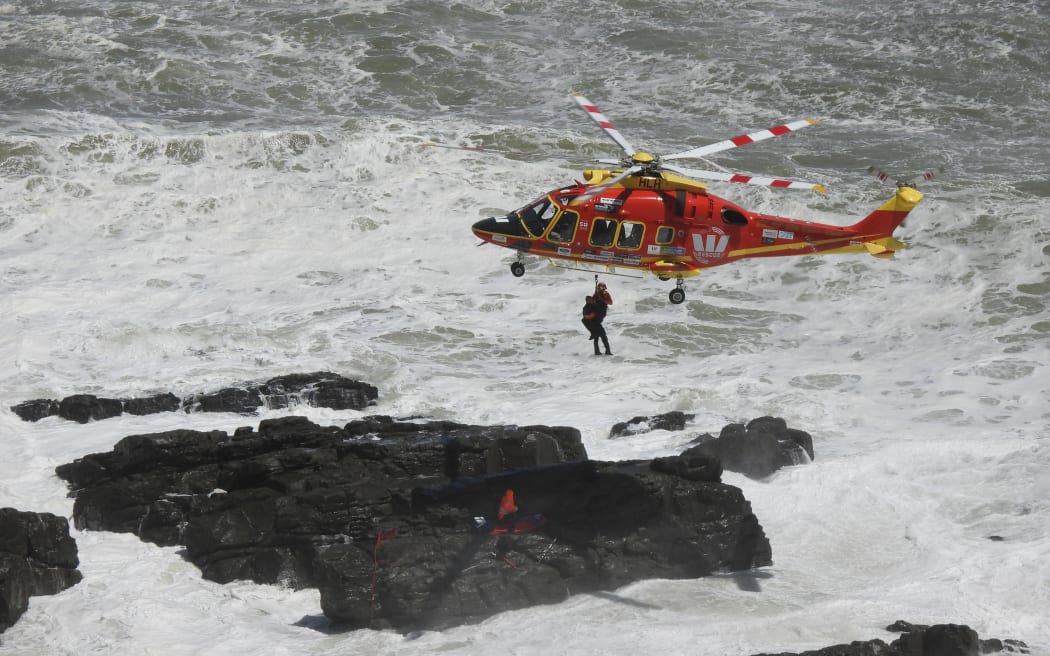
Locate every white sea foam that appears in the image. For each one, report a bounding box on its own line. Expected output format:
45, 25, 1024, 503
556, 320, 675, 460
2, 0, 1049, 653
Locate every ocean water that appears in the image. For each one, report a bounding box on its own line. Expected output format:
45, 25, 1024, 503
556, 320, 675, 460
1, 0, 1048, 654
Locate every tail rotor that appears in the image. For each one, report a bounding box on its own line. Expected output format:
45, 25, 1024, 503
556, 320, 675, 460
867, 165, 944, 189
865, 166, 941, 229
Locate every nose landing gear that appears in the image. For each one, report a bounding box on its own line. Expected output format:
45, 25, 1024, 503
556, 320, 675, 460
510, 253, 526, 277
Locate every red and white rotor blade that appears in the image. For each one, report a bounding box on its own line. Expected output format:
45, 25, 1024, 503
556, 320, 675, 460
663, 119, 818, 161
573, 165, 643, 204
573, 94, 636, 157
421, 142, 535, 158
664, 164, 826, 193
915, 167, 943, 183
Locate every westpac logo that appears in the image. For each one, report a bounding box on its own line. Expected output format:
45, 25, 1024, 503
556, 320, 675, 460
691, 228, 729, 258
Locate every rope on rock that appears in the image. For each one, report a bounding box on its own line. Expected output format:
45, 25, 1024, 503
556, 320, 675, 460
369, 529, 398, 627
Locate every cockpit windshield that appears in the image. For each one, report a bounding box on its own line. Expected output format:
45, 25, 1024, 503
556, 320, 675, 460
517, 197, 559, 237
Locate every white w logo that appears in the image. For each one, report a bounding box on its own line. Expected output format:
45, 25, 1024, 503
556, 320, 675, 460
692, 233, 729, 254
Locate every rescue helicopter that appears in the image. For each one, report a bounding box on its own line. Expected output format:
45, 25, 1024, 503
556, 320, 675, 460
453, 95, 932, 304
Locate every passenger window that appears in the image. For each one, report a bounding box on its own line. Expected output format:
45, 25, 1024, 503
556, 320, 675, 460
548, 210, 578, 243
617, 221, 644, 249
656, 226, 675, 244
590, 218, 617, 247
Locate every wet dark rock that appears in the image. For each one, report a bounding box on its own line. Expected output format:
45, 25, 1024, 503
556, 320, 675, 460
318, 457, 769, 631
123, 392, 181, 415
0, 508, 82, 633
9, 399, 58, 422
10, 372, 378, 422
58, 394, 124, 424
650, 452, 723, 481
182, 372, 379, 414
609, 414, 813, 480
685, 416, 814, 480
257, 373, 378, 411
751, 639, 895, 655
751, 617, 1029, 654
55, 415, 771, 632
609, 410, 694, 437
188, 386, 264, 414
751, 620, 1028, 655
886, 621, 1028, 655
895, 623, 981, 655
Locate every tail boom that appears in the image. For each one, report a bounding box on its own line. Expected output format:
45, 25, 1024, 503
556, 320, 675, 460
844, 186, 923, 258
854, 186, 922, 235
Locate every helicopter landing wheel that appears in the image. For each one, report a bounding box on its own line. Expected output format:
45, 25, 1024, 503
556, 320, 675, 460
669, 279, 686, 304
510, 261, 525, 277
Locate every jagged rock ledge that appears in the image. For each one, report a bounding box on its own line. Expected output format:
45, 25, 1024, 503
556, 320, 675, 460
0, 508, 82, 633
612, 413, 814, 480
754, 620, 1028, 655
55, 414, 772, 632
10, 372, 377, 423
38, 414, 1034, 650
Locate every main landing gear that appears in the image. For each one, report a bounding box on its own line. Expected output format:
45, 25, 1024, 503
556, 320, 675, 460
507, 253, 687, 305
668, 279, 686, 305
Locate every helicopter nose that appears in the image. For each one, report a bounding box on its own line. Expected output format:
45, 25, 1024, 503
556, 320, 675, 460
472, 216, 502, 237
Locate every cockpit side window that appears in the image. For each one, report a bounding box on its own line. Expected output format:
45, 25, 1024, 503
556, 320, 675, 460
548, 210, 578, 243
590, 218, 617, 247
520, 198, 558, 237
617, 221, 644, 249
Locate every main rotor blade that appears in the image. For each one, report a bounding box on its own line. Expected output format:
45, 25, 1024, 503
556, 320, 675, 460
573, 94, 636, 157
663, 163, 826, 193
574, 165, 643, 203
421, 142, 535, 158
663, 119, 818, 161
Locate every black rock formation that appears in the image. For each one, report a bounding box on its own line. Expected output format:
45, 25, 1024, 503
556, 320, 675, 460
685, 416, 814, 479
0, 508, 82, 633
609, 414, 813, 480
750, 620, 1029, 655
55, 415, 771, 632
609, 410, 695, 437
10, 372, 377, 423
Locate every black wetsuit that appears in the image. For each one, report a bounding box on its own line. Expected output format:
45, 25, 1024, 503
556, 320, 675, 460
582, 299, 600, 341
590, 298, 611, 355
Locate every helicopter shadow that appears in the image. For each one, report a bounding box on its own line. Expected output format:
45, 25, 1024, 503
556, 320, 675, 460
716, 568, 773, 593
586, 589, 663, 610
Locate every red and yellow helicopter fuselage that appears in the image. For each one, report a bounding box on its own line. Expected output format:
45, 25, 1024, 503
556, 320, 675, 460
472, 168, 922, 303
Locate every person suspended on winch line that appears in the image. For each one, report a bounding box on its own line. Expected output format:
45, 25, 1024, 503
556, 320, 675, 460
594, 280, 613, 307
582, 295, 600, 342
587, 281, 612, 355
